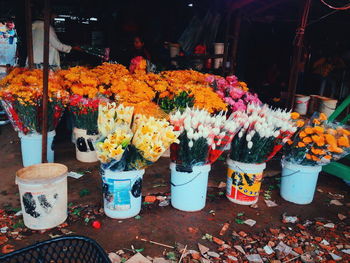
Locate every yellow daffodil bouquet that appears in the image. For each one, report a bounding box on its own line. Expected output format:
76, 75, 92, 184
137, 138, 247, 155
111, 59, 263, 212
96, 102, 179, 171
283, 112, 350, 166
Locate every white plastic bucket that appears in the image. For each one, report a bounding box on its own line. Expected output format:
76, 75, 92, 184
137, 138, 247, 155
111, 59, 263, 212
294, 94, 310, 115
280, 160, 322, 205
101, 168, 145, 219
226, 159, 266, 205
73, 128, 98, 163
214, 43, 224, 69
16, 163, 68, 230
319, 97, 337, 117
19, 131, 55, 167
170, 163, 211, 212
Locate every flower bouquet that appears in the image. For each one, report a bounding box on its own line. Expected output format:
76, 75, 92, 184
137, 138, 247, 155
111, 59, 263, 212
96, 102, 179, 171
168, 107, 240, 211
96, 102, 179, 218
69, 95, 108, 162
206, 74, 261, 112
0, 68, 69, 166
280, 112, 350, 204
227, 104, 298, 205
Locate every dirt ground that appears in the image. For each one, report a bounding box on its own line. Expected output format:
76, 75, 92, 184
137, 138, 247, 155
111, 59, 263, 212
0, 124, 349, 262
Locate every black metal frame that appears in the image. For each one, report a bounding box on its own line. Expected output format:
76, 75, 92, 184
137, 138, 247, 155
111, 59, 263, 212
0, 235, 111, 263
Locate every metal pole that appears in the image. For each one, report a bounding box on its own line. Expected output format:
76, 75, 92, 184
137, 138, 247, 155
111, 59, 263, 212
230, 12, 241, 75
24, 0, 34, 69
42, 0, 51, 163
287, 0, 312, 110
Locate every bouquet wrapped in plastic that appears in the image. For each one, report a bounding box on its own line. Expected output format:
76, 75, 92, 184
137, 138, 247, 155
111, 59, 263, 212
96, 102, 179, 171
169, 107, 240, 171
0, 68, 69, 134
283, 112, 350, 166
229, 104, 299, 164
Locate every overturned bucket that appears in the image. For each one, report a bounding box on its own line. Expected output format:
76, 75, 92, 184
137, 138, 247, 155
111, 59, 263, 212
170, 163, 211, 212
101, 167, 144, 219
16, 163, 68, 230
226, 159, 266, 205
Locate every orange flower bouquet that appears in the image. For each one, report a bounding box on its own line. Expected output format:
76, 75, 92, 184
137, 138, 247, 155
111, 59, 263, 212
0, 68, 69, 134
283, 113, 350, 166
281, 112, 350, 204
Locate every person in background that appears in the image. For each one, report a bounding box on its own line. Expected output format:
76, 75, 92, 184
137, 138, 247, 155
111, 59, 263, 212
30, 12, 81, 70
131, 35, 151, 61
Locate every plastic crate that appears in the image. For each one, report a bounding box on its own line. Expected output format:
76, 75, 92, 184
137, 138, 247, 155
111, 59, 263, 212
0, 235, 111, 263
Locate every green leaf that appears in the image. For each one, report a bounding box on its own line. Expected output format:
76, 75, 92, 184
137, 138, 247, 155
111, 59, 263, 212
237, 212, 244, 217
135, 248, 144, 253
166, 252, 177, 260
235, 218, 244, 224
134, 215, 141, 220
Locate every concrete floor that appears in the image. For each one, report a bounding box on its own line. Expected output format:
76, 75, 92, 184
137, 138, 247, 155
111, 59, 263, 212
0, 124, 349, 261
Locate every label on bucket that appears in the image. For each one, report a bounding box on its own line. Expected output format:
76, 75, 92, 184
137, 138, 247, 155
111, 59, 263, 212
102, 176, 143, 211
226, 168, 262, 203
22, 191, 59, 218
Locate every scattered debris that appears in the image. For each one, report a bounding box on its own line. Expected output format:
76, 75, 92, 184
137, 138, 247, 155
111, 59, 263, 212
263, 245, 274, 255
144, 196, 157, 203
234, 245, 246, 255
323, 223, 335, 228
219, 223, 230, 235
198, 243, 209, 255
125, 253, 151, 263
329, 252, 342, 261
91, 220, 101, 229
207, 251, 220, 258
137, 237, 174, 249
68, 171, 85, 179
218, 182, 226, 188
246, 254, 263, 263
338, 213, 347, 220
330, 200, 343, 206
282, 213, 299, 224
244, 219, 256, 227
158, 200, 169, 207
264, 200, 278, 207
109, 252, 122, 263
134, 215, 141, 220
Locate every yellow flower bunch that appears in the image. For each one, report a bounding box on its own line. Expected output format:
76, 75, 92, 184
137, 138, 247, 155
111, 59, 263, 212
132, 115, 179, 162
96, 126, 133, 164
98, 102, 134, 137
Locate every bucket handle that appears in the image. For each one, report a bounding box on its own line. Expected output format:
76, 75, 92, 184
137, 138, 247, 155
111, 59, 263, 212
281, 170, 300, 178
171, 172, 202, 187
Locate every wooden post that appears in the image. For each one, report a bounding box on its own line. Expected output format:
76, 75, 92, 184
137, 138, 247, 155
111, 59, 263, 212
287, 0, 312, 110
230, 12, 241, 75
25, 0, 33, 69
41, 0, 51, 163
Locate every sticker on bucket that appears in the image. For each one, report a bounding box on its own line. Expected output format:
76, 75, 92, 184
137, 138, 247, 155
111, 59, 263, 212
102, 177, 143, 211
226, 168, 262, 203
22, 192, 59, 218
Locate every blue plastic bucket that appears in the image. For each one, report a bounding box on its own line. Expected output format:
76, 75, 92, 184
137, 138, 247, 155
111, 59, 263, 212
101, 168, 145, 219
170, 163, 211, 212
280, 160, 322, 205
19, 131, 55, 167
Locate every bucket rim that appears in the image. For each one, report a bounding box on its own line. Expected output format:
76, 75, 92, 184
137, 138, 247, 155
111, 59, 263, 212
169, 162, 211, 173
101, 167, 145, 178
16, 163, 68, 185
18, 130, 56, 138
226, 158, 266, 171
281, 159, 322, 173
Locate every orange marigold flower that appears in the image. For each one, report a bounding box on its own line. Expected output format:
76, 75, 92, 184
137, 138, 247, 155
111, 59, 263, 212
328, 145, 344, 153
327, 128, 337, 136
311, 155, 320, 162
296, 120, 305, 127
338, 136, 350, 148
313, 126, 324, 134
302, 136, 312, 144
298, 142, 306, 148
306, 153, 312, 160
286, 140, 293, 145
304, 126, 314, 134
291, 112, 300, 120
319, 113, 327, 121
313, 119, 321, 125
323, 155, 332, 160
299, 131, 307, 138
325, 134, 337, 147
